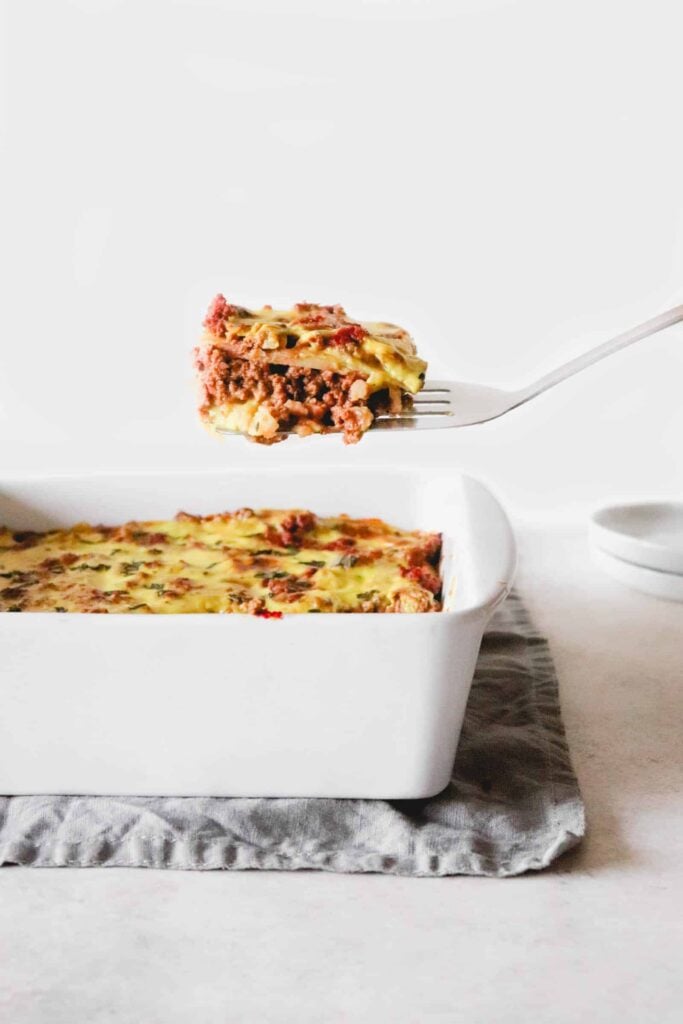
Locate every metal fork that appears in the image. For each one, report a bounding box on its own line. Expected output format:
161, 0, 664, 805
375, 303, 683, 429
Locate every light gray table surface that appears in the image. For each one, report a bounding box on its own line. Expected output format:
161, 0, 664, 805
1, 522, 682, 1024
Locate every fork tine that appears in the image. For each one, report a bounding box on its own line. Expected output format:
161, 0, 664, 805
376, 410, 454, 420
371, 414, 453, 430
376, 382, 455, 422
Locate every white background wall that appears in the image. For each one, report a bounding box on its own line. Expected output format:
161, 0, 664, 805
1, 0, 682, 519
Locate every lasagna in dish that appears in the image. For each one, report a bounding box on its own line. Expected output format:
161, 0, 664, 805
194, 297, 428, 444
0, 509, 442, 614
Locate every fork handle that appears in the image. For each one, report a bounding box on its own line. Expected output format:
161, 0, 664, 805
515, 303, 683, 403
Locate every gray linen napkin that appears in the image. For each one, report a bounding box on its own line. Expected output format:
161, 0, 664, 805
0, 592, 584, 876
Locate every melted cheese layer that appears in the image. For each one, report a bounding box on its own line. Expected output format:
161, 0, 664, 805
203, 300, 428, 393
0, 509, 442, 614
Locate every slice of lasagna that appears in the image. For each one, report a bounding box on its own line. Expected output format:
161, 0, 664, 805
194, 297, 427, 444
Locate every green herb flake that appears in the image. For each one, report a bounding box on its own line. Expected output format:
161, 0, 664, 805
120, 560, 144, 576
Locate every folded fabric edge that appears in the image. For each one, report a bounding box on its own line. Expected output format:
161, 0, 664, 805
0, 817, 585, 876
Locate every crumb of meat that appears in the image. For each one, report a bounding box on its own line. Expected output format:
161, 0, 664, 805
203, 295, 250, 338
291, 303, 349, 329
389, 588, 437, 613
262, 575, 313, 602
265, 511, 317, 548
232, 507, 256, 520
328, 324, 368, 347
399, 563, 441, 595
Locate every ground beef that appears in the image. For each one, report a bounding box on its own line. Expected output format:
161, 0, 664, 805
399, 563, 442, 595
291, 302, 349, 329
271, 512, 317, 547
194, 347, 394, 444
203, 295, 250, 337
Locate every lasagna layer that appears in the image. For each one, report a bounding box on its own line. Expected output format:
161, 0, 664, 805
196, 349, 406, 445
195, 297, 427, 444
0, 509, 442, 614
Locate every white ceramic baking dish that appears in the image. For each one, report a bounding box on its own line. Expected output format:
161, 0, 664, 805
0, 467, 515, 799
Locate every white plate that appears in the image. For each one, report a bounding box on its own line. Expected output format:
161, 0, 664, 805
592, 546, 683, 603
590, 502, 683, 574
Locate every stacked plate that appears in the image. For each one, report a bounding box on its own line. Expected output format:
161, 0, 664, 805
590, 502, 683, 602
